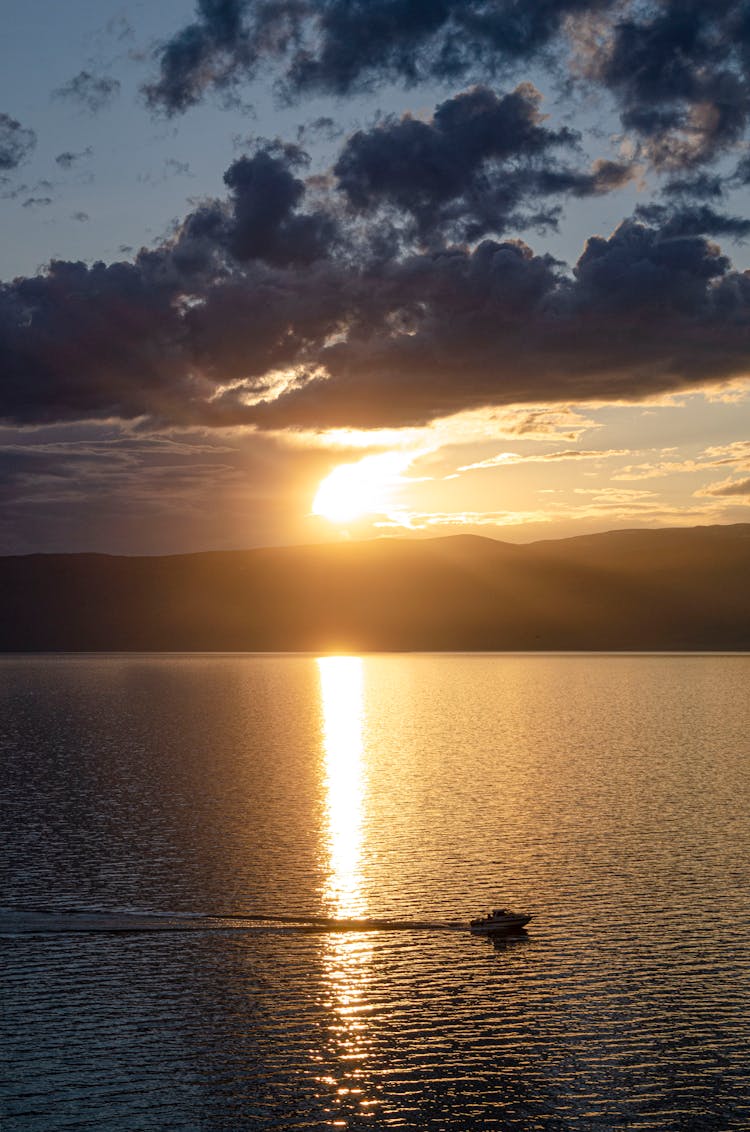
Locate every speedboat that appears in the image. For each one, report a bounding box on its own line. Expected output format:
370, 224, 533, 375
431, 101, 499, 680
469, 908, 531, 934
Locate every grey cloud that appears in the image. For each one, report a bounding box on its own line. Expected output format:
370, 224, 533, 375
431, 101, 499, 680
0, 113, 36, 170
662, 171, 726, 199
55, 147, 94, 169
139, 1, 750, 191
282, 0, 610, 96
247, 220, 750, 429
144, 0, 614, 114
143, 0, 263, 115
333, 85, 632, 242
296, 116, 343, 144
141, 0, 750, 187
591, 2, 750, 170
54, 71, 121, 113
634, 202, 750, 241
190, 143, 339, 267
1, 135, 749, 434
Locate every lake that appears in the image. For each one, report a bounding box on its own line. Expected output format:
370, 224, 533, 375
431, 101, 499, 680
2, 653, 749, 1130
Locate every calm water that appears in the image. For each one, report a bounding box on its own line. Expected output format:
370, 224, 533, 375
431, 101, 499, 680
2, 653, 749, 1131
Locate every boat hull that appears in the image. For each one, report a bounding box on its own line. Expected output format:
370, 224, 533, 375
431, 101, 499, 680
469, 914, 531, 934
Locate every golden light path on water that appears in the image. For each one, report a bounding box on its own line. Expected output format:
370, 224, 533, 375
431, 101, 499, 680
318, 656, 367, 919
316, 656, 377, 1121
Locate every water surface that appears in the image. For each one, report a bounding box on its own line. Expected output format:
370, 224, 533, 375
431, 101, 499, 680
2, 654, 749, 1129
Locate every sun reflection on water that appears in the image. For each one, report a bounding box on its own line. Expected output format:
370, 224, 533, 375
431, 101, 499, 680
318, 655, 367, 918
316, 656, 378, 1122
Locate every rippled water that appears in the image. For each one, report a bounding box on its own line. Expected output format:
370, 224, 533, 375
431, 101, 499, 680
2, 653, 749, 1130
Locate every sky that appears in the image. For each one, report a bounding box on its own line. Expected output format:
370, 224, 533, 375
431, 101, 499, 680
1, 0, 750, 555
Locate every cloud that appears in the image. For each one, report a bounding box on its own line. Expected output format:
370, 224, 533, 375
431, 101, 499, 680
614, 439, 750, 481
282, 0, 610, 96
138, 157, 194, 185
0, 422, 350, 554
55, 147, 93, 169
143, 0, 615, 114
335, 84, 632, 242
457, 448, 630, 473
296, 116, 344, 144
2, 129, 750, 434
696, 475, 750, 497
661, 171, 726, 200
248, 219, 750, 429
215, 144, 338, 265
0, 113, 36, 170
614, 459, 703, 482
143, 0, 259, 114
701, 440, 750, 465
142, 1, 750, 191
634, 202, 750, 241
53, 71, 121, 113
587, 2, 750, 170
375, 508, 552, 532
160, 143, 339, 278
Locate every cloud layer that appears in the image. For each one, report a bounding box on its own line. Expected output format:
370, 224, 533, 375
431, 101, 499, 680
144, 0, 750, 182
1, 131, 748, 433
3, 5, 750, 439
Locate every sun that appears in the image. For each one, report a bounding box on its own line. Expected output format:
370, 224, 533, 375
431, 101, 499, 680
312, 451, 413, 524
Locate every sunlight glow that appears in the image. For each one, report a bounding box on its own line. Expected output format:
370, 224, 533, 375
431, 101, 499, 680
318, 656, 366, 917
312, 451, 416, 524
317, 656, 374, 1099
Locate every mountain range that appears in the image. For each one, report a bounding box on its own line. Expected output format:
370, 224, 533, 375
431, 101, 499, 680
1, 524, 748, 651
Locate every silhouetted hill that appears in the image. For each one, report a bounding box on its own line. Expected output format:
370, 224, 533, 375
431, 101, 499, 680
1, 524, 748, 651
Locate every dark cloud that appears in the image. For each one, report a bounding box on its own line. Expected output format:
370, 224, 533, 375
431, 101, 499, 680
0, 92, 747, 434
732, 153, 750, 183
2, 136, 749, 434
0, 113, 36, 170
245, 220, 750, 428
334, 84, 632, 242
21, 196, 53, 209
283, 0, 610, 96
166, 142, 340, 271
634, 202, 750, 241
72, 211, 90, 223
144, 0, 613, 114
0, 257, 194, 426
661, 171, 726, 199
143, 1, 750, 187
143, 0, 265, 114
591, 1, 750, 170
54, 71, 121, 113
221, 146, 339, 264
55, 147, 94, 169
0, 144, 348, 428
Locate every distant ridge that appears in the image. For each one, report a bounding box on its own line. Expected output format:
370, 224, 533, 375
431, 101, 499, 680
1, 524, 748, 651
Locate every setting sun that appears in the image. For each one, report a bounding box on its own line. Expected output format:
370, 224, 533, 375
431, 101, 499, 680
312, 451, 415, 524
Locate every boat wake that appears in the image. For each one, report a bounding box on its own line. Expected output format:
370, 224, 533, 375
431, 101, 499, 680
0, 906, 471, 936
